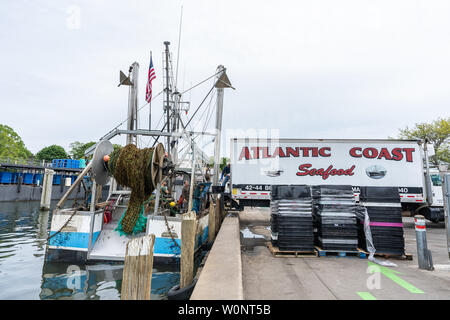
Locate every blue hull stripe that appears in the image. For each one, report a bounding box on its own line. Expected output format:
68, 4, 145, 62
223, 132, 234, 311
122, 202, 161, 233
154, 226, 209, 256
48, 226, 209, 256
49, 231, 100, 249
154, 237, 181, 255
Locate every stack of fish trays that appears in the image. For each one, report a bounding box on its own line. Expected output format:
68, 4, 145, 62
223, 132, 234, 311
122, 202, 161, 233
359, 187, 405, 255
270, 200, 279, 247
312, 185, 358, 251
270, 185, 314, 251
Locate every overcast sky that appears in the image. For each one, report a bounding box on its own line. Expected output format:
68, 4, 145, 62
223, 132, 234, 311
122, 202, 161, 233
1, 0, 449, 157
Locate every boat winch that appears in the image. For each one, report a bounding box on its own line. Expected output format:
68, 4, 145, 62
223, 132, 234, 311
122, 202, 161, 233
91, 140, 171, 234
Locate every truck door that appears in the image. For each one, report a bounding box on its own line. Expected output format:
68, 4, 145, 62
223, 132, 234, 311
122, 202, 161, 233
430, 173, 444, 207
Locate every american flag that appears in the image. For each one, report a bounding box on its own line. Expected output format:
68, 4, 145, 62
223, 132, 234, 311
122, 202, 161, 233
145, 55, 156, 103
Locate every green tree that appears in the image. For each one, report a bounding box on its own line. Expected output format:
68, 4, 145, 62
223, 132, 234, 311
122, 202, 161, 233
220, 157, 230, 171
69, 141, 96, 159
209, 156, 230, 171
35, 145, 68, 162
0, 124, 33, 160
70, 142, 122, 161
397, 117, 450, 165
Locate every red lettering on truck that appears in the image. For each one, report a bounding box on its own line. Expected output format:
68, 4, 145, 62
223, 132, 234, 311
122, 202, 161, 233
296, 163, 355, 180
349, 147, 415, 162
402, 148, 415, 162
239, 147, 251, 160
319, 147, 331, 157
272, 147, 286, 158
237, 146, 415, 162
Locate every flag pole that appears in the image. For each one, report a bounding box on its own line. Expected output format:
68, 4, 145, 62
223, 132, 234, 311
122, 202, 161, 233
149, 50, 152, 131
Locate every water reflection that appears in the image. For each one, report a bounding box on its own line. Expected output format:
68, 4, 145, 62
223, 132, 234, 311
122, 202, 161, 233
0, 201, 180, 300
39, 261, 180, 300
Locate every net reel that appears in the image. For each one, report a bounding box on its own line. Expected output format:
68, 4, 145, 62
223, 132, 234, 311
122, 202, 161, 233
91, 141, 169, 187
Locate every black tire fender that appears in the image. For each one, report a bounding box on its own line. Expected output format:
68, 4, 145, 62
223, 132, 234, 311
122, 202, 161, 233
167, 278, 198, 300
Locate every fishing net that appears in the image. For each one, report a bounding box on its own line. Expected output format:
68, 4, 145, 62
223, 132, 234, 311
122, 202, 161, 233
108, 144, 155, 234
115, 205, 148, 236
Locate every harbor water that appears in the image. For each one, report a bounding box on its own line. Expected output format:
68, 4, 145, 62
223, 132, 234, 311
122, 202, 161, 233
0, 200, 180, 300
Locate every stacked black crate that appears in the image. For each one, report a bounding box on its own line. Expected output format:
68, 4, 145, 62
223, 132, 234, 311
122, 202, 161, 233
270, 185, 314, 251
312, 185, 358, 251
359, 187, 405, 255
270, 200, 279, 247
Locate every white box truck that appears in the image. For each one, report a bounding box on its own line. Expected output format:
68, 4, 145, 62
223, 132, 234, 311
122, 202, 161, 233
229, 138, 444, 222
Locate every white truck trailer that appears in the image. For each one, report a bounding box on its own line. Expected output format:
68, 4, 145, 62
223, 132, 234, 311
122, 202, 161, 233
229, 138, 444, 222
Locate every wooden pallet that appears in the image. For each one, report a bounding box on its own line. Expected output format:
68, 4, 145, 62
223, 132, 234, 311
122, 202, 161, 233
359, 249, 413, 261
266, 242, 317, 258
373, 252, 413, 261
315, 246, 367, 258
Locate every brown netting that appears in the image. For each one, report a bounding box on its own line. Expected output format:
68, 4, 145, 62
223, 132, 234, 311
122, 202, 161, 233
108, 144, 155, 234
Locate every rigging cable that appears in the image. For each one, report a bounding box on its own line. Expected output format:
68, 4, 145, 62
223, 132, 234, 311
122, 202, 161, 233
99, 89, 164, 141
180, 70, 222, 96
184, 84, 215, 129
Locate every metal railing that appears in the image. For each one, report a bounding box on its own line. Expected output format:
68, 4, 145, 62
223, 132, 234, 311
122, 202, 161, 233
0, 157, 52, 167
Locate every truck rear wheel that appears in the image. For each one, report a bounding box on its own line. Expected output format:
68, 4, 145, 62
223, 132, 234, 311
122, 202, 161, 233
417, 206, 443, 223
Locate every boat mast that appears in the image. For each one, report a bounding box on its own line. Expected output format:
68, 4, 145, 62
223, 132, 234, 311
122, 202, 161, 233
213, 66, 225, 186
164, 41, 171, 157
172, 91, 181, 164
126, 62, 139, 145
212, 65, 233, 187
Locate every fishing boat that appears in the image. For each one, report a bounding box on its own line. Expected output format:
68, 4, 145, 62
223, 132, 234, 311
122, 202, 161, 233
45, 42, 233, 263
365, 165, 387, 179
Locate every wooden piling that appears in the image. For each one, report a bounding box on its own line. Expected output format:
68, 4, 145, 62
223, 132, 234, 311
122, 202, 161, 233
180, 211, 197, 289
208, 195, 216, 242
40, 169, 55, 211
215, 196, 222, 235
121, 234, 155, 300
95, 183, 102, 203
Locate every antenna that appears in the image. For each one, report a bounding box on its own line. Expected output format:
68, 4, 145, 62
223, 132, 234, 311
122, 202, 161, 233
175, 5, 183, 90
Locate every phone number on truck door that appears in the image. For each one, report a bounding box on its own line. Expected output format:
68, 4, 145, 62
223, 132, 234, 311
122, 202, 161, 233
242, 185, 272, 191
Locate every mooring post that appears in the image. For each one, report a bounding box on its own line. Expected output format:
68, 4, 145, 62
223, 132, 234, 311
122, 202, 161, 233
215, 196, 221, 235
121, 234, 155, 300
180, 211, 197, 289
188, 144, 196, 211
95, 183, 102, 203
87, 180, 97, 255
208, 194, 216, 242
40, 168, 55, 210
415, 215, 434, 270
16, 174, 23, 193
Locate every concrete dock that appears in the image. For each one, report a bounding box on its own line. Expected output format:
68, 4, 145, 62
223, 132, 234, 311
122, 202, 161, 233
192, 207, 450, 300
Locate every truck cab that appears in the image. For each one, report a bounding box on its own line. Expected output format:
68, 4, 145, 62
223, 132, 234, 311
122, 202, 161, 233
419, 168, 445, 222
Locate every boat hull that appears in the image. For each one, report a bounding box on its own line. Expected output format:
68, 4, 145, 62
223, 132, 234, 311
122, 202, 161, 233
46, 208, 209, 263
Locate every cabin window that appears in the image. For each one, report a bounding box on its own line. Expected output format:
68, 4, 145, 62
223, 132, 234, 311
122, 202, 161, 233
431, 174, 442, 186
